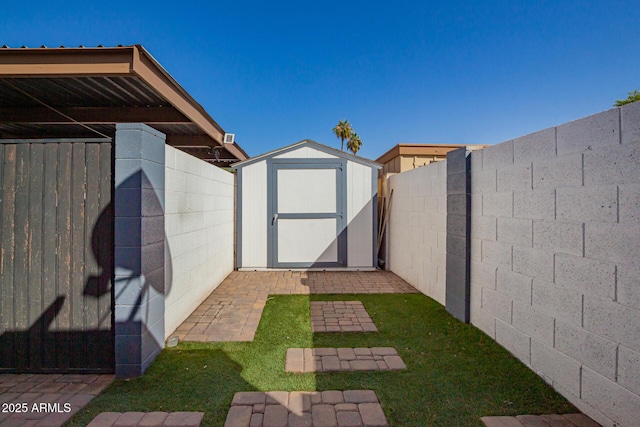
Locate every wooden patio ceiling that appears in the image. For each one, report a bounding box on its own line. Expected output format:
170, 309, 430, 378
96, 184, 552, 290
0, 45, 248, 166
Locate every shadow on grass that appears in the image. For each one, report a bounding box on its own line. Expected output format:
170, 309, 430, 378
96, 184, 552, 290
66, 348, 255, 426
67, 294, 316, 426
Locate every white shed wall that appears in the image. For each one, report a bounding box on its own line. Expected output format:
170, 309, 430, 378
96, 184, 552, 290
240, 160, 268, 268
237, 143, 378, 269
347, 161, 374, 267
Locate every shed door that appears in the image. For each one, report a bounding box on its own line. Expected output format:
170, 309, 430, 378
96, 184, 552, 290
268, 161, 346, 268
0, 141, 114, 373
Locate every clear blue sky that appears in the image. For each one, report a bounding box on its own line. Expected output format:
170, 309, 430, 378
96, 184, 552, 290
2, 1, 639, 159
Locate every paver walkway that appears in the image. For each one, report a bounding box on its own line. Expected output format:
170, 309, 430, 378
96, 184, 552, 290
310, 301, 377, 332
286, 347, 407, 373
173, 271, 417, 342
0, 373, 113, 427
224, 390, 388, 427
481, 413, 601, 426
88, 411, 204, 427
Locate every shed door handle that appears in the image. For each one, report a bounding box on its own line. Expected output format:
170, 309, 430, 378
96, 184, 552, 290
272, 214, 278, 225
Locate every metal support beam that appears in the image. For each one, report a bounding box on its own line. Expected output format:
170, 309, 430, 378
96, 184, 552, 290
0, 107, 189, 124
166, 134, 218, 147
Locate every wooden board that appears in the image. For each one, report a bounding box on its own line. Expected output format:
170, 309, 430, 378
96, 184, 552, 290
13, 143, 30, 370
42, 143, 58, 369
56, 142, 72, 371
28, 143, 44, 371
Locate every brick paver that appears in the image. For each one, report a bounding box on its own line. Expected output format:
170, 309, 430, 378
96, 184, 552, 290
286, 348, 406, 373
310, 301, 378, 333
139, 412, 171, 426
172, 271, 417, 342
0, 373, 114, 427
87, 411, 204, 427
225, 391, 388, 427
480, 413, 602, 427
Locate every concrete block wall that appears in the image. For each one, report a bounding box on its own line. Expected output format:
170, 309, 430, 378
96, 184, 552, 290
468, 102, 640, 427
164, 146, 235, 339
387, 160, 447, 304
386, 103, 639, 425
114, 123, 166, 378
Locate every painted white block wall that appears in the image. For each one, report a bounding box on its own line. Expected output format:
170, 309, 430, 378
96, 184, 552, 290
468, 103, 640, 427
387, 160, 447, 304
164, 146, 235, 338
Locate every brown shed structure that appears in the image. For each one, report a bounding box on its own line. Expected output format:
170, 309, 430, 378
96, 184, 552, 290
376, 143, 487, 175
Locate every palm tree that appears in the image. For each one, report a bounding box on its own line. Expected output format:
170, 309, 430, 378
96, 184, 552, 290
347, 132, 363, 155
332, 119, 352, 151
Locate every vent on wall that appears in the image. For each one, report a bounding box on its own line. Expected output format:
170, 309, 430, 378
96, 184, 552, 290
224, 133, 235, 144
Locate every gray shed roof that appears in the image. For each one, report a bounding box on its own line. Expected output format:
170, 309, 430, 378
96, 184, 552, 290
232, 139, 382, 169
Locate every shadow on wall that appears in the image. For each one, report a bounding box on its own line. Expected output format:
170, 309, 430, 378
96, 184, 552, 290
0, 167, 172, 374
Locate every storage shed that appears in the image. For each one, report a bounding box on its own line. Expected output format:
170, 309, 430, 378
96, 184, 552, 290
234, 140, 381, 269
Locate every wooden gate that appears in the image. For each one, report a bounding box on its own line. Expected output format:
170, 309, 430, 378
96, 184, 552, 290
0, 140, 114, 373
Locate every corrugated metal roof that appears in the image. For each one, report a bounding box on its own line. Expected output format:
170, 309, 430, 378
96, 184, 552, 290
0, 44, 248, 164
1, 44, 127, 48
0, 77, 166, 108
153, 123, 200, 135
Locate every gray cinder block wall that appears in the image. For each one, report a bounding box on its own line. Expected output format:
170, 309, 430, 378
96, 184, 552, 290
445, 147, 474, 322
470, 103, 640, 427
388, 102, 640, 427
114, 123, 166, 378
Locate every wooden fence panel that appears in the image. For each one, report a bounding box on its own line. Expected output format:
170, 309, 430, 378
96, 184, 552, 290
0, 140, 114, 373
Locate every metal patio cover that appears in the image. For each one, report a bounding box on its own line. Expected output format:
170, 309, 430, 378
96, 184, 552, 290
0, 44, 248, 165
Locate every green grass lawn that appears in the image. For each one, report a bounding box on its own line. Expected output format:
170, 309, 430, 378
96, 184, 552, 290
67, 293, 575, 426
